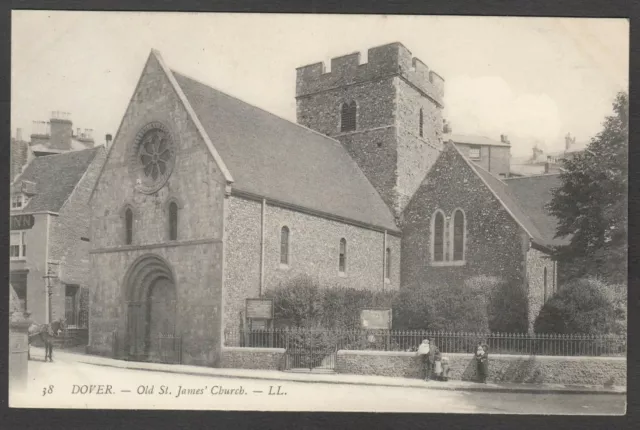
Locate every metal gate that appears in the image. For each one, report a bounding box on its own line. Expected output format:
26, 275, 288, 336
284, 329, 338, 371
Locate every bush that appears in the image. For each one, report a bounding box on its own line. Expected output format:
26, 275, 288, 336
392, 281, 489, 333
480, 276, 529, 333
534, 277, 626, 335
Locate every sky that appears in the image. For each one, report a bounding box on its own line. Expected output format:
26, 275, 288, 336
11, 12, 628, 158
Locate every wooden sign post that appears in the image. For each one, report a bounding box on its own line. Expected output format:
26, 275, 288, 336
360, 308, 392, 350
245, 298, 274, 347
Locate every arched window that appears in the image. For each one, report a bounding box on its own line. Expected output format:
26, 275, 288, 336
340, 101, 357, 132
280, 226, 290, 265
543, 267, 548, 301
432, 212, 445, 262
452, 210, 465, 261
168, 201, 178, 241
125, 208, 133, 245
385, 247, 391, 280
419, 108, 424, 137
339, 238, 347, 273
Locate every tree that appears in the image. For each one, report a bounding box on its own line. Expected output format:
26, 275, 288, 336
547, 92, 628, 284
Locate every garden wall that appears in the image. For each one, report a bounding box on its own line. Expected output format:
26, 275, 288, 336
220, 347, 286, 370
336, 350, 626, 386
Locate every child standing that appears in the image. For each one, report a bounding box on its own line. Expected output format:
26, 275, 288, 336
475, 343, 489, 383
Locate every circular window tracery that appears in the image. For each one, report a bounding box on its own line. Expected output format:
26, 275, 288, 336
130, 122, 176, 194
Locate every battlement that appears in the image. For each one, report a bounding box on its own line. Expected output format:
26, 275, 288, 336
296, 42, 444, 106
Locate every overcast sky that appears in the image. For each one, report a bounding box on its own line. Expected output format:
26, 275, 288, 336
12, 12, 628, 157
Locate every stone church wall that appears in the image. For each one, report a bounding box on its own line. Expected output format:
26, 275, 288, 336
401, 145, 528, 309
223, 195, 401, 336
88, 52, 226, 366
526, 247, 557, 332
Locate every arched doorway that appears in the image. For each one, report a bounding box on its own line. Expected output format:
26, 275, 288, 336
123, 254, 177, 362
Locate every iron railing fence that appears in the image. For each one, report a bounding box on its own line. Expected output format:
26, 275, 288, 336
224, 328, 626, 357
112, 330, 183, 364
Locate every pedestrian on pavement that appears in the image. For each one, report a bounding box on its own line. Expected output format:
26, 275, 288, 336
433, 346, 443, 380
416, 338, 432, 381
475, 342, 489, 383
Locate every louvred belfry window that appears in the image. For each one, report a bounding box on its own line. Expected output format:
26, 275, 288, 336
340, 101, 357, 132
339, 238, 347, 273
125, 208, 133, 245
169, 202, 178, 241
419, 108, 424, 137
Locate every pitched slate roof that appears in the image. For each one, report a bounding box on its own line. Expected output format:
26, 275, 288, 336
13, 147, 103, 213
451, 143, 566, 248
171, 70, 399, 232
502, 174, 568, 246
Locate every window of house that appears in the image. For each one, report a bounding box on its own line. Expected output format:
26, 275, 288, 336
65, 285, 79, 327
385, 247, 391, 280
419, 108, 424, 137
339, 238, 347, 273
168, 202, 178, 241
469, 146, 481, 160
280, 226, 290, 265
452, 210, 465, 261
125, 208, 133, 245
10, 231, 26, 260
11, 193, 25, 210
340, 101, 357, 132
543, 267, 548, 302
432, 212, 445, 262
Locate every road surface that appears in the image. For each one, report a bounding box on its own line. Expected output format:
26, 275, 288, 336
10, 354, 625, 414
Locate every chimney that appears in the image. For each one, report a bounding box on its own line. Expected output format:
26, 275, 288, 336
500, 134, 510, 144
443, 119, 451, 134
105, 134, 113, 148
50, 111, 73, 150
16, 128, 22, 141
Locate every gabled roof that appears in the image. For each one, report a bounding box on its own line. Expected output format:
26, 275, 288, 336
451, 143, 566, 248
445, 133, 510, 147
503, 174, 569, 247
12, 147, 103, 213
170, 66, 399, 232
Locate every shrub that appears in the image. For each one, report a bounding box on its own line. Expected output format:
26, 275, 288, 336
392, 282, 490, 333
534, 277, 625, 335
480, 276, 529, 333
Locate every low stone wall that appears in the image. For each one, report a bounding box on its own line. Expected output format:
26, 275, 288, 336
220, 347, 286, 370
336, 350, 627, 386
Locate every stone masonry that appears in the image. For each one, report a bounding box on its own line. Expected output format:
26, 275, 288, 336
296, 42, 444, 216
224, 195, 401, 336
88, 52, 226, 366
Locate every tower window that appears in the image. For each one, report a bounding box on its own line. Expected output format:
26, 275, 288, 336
339, 238, 347, 273
432, 211, 445, 262
452, 209, 465, 261
340, 101, 357, 132
280, 226, 290, 265
419, 108, 424, 137
125, 208, 133, 245
168, 201, 178, 241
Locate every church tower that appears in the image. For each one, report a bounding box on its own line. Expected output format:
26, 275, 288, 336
295, 42, 445, 216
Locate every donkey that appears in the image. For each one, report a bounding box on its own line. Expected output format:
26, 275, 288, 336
28, 318, 66, 362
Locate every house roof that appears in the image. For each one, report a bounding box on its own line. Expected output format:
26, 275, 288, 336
451, 143, 566, 248
170, 69, 399, 232
12, 147, 103, 213
445, 133, 510, 147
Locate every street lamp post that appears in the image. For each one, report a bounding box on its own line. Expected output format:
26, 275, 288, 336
43, 264, 57, 324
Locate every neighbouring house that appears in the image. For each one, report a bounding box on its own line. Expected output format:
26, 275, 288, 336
401, 142, 568, 332
10, 146, 106, 344
444, 133, 512, 177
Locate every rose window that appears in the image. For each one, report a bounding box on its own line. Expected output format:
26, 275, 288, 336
130, 122, 176, 194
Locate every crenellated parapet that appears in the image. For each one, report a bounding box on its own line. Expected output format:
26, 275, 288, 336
296, 42, 444, 107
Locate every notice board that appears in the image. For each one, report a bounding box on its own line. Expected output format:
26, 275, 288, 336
360, 309, 392, 329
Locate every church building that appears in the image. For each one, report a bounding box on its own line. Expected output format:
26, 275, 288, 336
87, 42, 561, 366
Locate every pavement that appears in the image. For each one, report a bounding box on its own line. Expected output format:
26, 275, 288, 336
35, 347, 626, 396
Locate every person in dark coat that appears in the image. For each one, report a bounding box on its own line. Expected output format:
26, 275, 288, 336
475, 342, 489, 383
